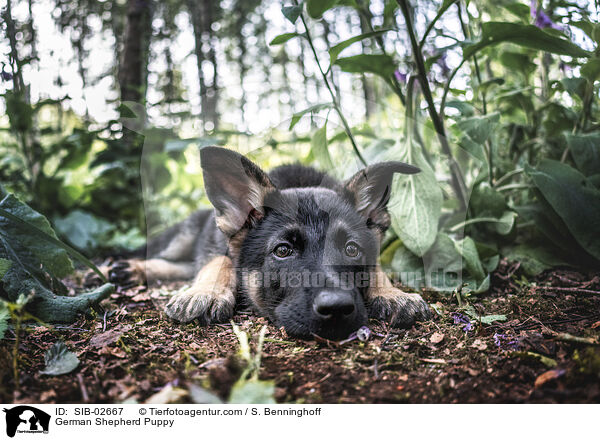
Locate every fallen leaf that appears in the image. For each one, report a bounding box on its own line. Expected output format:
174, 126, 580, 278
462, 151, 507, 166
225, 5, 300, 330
430, 332, 445, 344
40, 341, 80, 375
145, 384, 188, 404
89, 325, 132, 348
471, 339, 488, 351
534, 369, 566, 388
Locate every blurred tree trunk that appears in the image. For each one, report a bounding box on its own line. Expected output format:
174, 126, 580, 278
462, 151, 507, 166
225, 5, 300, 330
188, 0, 220, 131
118, 0, 154, 105
358, 12, 376, 118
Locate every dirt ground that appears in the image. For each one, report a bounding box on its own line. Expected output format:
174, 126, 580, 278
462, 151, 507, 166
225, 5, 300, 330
2, 260, 600, 404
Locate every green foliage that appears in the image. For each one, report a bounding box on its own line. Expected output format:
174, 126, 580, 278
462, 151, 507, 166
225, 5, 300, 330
40, 341, 80, 376
389, 140, 443, 257
0, 191, 113, 322
525, 160, 600, 263
463, 22, 592, 59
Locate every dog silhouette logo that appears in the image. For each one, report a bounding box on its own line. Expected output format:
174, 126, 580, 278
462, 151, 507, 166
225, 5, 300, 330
3, 406, 50, 437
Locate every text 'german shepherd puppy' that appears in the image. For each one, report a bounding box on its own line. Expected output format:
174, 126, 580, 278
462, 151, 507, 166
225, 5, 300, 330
137, 147, 431, 340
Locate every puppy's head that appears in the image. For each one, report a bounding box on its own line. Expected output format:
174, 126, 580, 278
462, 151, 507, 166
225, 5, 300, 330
200, 147, 419, 340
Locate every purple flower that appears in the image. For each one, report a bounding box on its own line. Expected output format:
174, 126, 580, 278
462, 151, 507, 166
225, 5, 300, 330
394, 70, 407, 83
1, 70, 12, 82
452, 312, 472, 333
493, 332, 505, 347
530, 1, 564, 31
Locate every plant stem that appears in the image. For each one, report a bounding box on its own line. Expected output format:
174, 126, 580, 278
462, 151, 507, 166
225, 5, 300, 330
396, 0, 467, 210
356, 2, 406, 105
298, 9, 367, 166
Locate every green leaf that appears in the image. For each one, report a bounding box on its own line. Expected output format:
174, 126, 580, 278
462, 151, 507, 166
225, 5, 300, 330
526, 160, 600, 261
0, 193, 73, 278
53, 210, 114, 252
282, 5, 302, 24
188, 384, 223, 404
310, 123, 334, 170
0, 196, 106, 282
306, 0, 338, 18
289, 103, 332, 130
464, 306, 507, 324
0, 301, 8, 340
269, 32, 300, 46
0, 258, 11, 280
335, 54, 396, 81
453, 236, 485, 281
40, 341, 80, 375
389, 141, 443, 256
565, 132, 600, 177
228, 380, 276, 404
463, 22, 592, 60
581, 58, 600, 82
503, 243, 569, 276
456, 112, 500, 145
329, 29, 392, 64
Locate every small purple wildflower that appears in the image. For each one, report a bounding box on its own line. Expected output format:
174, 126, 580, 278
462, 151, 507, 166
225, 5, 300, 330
394, 70, 407, 83
452, 312, 472, 333
530, 0, 564, 31
1, 70, 12, 82
493, 332, 505, 347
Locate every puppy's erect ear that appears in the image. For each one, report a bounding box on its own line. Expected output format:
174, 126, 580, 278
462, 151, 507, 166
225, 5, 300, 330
200, 147, 275, 235
344, 161, 420, 229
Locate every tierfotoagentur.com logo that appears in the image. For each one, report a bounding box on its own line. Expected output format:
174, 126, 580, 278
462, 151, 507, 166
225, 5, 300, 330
3, 406, 51, 437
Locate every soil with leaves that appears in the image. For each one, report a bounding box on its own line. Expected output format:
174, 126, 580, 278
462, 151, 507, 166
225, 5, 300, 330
1, 260, 599, 404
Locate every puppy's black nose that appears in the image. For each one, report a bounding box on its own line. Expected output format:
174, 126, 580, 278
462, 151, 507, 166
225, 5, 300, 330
313, 291, 355, 320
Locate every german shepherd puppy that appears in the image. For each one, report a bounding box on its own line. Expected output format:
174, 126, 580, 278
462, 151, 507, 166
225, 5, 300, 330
128, 147, 431, 340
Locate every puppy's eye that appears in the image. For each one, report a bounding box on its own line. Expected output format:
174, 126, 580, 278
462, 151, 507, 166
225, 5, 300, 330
344, 242, 360, 258
273, 244, 293, 258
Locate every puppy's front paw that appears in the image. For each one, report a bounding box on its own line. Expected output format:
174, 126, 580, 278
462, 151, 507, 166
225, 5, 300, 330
165, 286, 235, 325
109, 259, 146, 286
368, 288, 431, 328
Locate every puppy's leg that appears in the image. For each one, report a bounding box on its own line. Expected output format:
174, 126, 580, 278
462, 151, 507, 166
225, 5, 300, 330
164, 256, 236, 324
367, 265, 431, 327
110, 259, 196, 285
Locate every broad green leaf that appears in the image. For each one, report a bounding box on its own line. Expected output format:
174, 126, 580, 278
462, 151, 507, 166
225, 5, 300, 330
229, 380, 276, 404
581, 58, 600, 82
464, 306, 506, 323
0, 258, 11, 279
335, 54, 396, 81
0, 193, 73, 277
0, 301, 8, 340
389, 141, 443, 257
503, 243, 569, 276
493, 211, 517, 235
565, 132, 600, 177
453, 236, 486, 281
289, 103, 332, 130
269, 32, 300, 46
282, 5, 302, 24
526, 160, 600, 261
456, 112, 500, 145
310, 124, 334, 170
306, 0, 338, 18
423, 233, 463, 291
390, 244, 426, 290
470, 182, 506, 218
329, 29, 392, 64
54, 210, 114, 252
463, 22, 591, 60
188, 384, 223, 404
40, 341, 80, 375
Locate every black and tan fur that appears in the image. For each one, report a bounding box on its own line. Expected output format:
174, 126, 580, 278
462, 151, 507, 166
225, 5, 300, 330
125, 147, 430, 340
